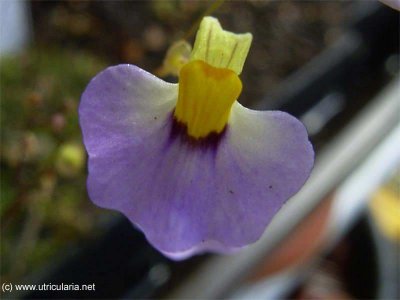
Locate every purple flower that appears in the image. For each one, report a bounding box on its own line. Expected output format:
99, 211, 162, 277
79, 17, 314, 260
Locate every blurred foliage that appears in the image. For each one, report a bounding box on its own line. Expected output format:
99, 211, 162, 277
0, 47, 107, 281
31, 0, 349, 107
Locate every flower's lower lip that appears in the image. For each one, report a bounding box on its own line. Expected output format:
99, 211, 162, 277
168, 111, 227, 150
80, 64, 314, 259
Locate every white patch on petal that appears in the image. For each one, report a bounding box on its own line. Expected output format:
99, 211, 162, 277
80, 65, 178, 157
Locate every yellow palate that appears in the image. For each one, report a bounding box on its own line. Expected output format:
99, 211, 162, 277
173, 17, 251, 139
174, 60, 242, 139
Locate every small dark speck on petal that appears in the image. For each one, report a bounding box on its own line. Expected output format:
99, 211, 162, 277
154, 116, 158, 120
229, 190, 234, 194
269, 185, 273, 189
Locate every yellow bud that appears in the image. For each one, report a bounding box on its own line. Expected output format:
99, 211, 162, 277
55, 143, 85, 177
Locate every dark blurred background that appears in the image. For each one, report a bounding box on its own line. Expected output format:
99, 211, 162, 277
1, 1, 399, 299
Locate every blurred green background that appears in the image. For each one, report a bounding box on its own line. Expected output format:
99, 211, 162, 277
1, 48, 107, 281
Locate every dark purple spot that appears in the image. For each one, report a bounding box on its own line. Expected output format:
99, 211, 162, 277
167, 112, 226, 153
